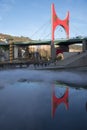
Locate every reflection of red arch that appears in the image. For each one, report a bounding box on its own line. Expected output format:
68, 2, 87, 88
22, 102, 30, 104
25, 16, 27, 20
52, 86, 69, 118
51, 3, 69, 43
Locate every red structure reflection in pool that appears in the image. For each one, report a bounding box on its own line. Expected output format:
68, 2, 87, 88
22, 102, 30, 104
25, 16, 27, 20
52, 85, 69, 118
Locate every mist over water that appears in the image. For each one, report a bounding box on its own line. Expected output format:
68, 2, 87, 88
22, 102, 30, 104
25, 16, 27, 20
0, 69, 87, 88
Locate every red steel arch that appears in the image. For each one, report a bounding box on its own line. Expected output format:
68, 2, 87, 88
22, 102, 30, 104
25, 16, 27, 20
51, 3, 70, 43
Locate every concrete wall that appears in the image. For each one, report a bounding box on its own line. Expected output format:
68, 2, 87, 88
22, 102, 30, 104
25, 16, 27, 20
63, 52, 79, 59
65, 51, 87, 67
67, 55, 87, 67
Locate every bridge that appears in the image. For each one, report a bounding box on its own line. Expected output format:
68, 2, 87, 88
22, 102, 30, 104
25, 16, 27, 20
13, 37, 87, 46
0, 3, 87, 69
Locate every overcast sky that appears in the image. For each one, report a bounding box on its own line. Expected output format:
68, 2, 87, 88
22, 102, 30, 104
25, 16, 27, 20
0, 0, 87, 40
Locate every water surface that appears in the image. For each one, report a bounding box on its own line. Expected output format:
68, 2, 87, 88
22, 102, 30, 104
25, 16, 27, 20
0, 69, 87, 130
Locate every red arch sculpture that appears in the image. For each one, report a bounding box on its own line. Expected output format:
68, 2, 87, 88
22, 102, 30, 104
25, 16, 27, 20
52, 85, 69, 118
51, 3, 70, 43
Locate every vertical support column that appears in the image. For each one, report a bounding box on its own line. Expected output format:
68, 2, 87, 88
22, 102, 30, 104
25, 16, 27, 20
14, 45, 18, 59
9, 41, 13, 63
51, 44, 56, 60
82, 39, 87, 52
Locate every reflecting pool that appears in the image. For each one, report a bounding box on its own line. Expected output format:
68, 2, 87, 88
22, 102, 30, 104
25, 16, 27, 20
0, 69, 87, 130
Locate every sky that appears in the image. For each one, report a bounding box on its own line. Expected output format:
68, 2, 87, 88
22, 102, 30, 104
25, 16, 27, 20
0, 0, 87, 40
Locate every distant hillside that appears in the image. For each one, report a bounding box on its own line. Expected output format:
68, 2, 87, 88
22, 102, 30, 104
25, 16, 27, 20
0, 33, 32, 42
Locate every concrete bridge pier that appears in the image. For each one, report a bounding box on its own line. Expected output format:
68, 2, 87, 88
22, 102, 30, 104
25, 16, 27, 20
82, 39, 87, 51
14, 45, 18, 59
51, 44, 56, 60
